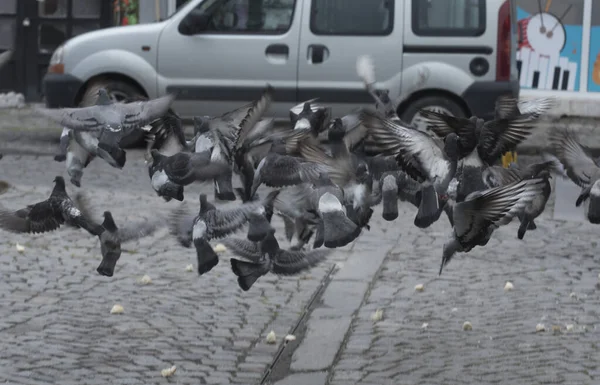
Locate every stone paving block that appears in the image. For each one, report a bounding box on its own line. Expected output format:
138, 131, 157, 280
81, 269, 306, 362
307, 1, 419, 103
272, 372, 327, 385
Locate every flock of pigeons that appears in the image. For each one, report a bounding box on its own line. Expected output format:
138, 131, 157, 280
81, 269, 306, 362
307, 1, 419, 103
0, 55, 598, 290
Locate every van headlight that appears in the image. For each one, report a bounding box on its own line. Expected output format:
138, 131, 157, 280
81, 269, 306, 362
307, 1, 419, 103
50, 45, 64, 66
48, 45, 65, 74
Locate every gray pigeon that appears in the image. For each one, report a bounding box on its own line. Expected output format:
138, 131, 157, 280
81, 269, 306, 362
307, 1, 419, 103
482, 159, 558, 239
440, 178, 546, 275
360, 110, 460, 228
72, 194, 165, 277
225, 226, 331, 291
148, 148, 230, 202
0, 176, 103, 236
548, 128, 600, 224
289, 99, 331, 134
34, 89, 175, 135
168, 191, 280, 275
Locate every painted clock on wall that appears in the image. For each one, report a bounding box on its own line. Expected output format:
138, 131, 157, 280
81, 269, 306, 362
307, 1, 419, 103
516, 0, 583, 92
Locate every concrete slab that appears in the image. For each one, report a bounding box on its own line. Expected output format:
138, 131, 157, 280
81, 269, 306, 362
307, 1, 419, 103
272, 372, 327, 385
290, 317, 352, 371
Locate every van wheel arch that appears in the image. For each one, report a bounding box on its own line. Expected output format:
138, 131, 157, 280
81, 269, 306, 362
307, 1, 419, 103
397, 90, 471, 132
76, 74, 149, 148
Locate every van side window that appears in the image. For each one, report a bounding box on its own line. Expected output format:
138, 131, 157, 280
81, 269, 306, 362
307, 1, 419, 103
196, 0, 296, 34
412, 0, 485, 37
310, 0, 393, 36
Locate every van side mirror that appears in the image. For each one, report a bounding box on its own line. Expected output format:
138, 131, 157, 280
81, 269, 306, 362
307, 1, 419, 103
178, 12, 211, 35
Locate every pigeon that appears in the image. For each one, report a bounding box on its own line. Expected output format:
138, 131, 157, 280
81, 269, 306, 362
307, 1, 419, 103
202, 85, 274, 201
147, 148, 230, 201
289, 99, 331, 134
548, 128, 600, 224
482, 160, 556, 239
34, 89, 175, 135
0, 176, 103, 236
65, 130, 95, 187
54, 127, 71, 162
356, 55, 397, 120
168, 190, 280, 275
439, 178, 546, 275
274, 173, 361, 249
420, 96, 554, 202
250, 138, 326, 198
224, 226, 331, 291
72, 193, 166, 277
360, 109, 459, 228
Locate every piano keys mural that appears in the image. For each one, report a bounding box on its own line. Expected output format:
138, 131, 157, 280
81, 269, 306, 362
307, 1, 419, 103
587, 1, 600, 92
516, 0, 584, 92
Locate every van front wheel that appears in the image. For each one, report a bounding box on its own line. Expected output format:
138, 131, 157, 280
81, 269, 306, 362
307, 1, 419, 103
399, 96, 467, 133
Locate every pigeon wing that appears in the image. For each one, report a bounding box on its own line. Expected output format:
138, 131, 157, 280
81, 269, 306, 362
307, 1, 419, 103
204, 202, 263, 239
222, 237, 263, 262
119, 94, 176, 131
454, 178, 545, 236
271, 248, 331, 276
0, 200, 63, 234
168, 204, 196, 248
548, 128, 600, 188
34, 105, 105, 132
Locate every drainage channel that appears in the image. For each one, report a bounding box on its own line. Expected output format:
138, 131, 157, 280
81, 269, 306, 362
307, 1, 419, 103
259, 263, 338, 385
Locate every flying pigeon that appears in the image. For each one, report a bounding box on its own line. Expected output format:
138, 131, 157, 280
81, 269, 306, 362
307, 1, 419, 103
168, 190, 280, 275
0, 176, 103, 235
224, 226, 331, 291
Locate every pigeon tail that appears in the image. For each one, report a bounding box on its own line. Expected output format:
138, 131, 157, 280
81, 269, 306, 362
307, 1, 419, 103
97, 142, 126, 169
194, 238, 219, 275
230, 258, 269, 291
587, 195, 600, 224
414, 184, 442, 229
321, 210, 360, 249
159, 181, 184, 202
214, 171, 236, 201
528, 220, 537, 230
96, 258, 116, 277
102, 211, 118, 232
382, 174, 399, 221
246, 212, 271, 242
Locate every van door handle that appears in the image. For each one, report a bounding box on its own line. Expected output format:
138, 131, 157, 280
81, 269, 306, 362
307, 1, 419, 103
266, 44, 289, 57
307, 44, 329, 64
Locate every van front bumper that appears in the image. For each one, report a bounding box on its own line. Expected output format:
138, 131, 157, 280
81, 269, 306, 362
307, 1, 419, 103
461, 79, 519, 120
42, 73, 83, 108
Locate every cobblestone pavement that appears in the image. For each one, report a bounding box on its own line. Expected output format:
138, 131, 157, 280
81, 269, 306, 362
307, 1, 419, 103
0, 152, 356, 385
285, 182, 600, 385
2, 150, 600, 385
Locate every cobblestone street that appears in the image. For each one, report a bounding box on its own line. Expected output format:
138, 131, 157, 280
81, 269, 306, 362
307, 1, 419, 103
0, 151, 599, 385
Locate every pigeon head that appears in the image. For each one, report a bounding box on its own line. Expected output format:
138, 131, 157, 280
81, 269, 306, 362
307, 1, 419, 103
375, 89, 391, 105
102, 211, 118, 233
96, 88, 112, 105
355, 163, 371, 184
198, 194, 216, 213
53, 176, 66, 191
193, 116, 210, 136
302, 102, 312, 114
443, 133, 460, 161
328, 118, 345, 141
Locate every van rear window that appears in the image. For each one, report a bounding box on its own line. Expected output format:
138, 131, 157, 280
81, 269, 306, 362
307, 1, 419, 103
310, 0, 393, 36
412, 0, 486, 37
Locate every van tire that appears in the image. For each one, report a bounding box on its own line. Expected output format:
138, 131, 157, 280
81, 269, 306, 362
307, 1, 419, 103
80, 78, 147, 148
399, 96, 467, 132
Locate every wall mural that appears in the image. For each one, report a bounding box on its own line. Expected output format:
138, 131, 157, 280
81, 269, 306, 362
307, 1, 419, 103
516, 0, 584, 92
587, 2, 600, 92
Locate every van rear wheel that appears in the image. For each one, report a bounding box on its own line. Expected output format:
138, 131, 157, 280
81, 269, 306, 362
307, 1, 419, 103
399, 96, 467, 133
80, 78, 147, 148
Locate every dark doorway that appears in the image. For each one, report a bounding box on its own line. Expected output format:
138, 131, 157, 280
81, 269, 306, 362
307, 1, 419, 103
0, 0, 111, 102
